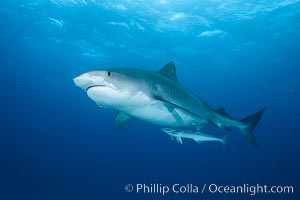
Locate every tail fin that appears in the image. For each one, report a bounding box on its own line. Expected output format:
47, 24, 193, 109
240, 108, 266, 147
220, 136, 228, 146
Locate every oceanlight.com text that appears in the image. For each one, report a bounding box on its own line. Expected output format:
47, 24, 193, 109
124, 183, 294, 196
207, 183, 294, 196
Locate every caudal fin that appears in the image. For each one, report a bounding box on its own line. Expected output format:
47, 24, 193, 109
240, 108, 266, 147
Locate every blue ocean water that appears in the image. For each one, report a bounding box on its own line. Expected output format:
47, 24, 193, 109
0, 0, 299, 199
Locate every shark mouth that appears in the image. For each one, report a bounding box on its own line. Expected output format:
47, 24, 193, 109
86, 85, 106, 91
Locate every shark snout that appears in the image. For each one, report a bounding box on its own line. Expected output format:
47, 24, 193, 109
73, 73, 94, 91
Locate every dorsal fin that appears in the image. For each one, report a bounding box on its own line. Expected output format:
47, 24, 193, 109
158, 61, 178, 82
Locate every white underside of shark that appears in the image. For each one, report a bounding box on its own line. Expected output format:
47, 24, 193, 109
87, 88, 203, 127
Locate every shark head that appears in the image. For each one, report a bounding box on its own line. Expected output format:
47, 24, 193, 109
73, 69, 149, 109
74, 70, 113, 92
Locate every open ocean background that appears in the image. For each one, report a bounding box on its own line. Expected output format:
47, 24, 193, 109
0, 1, 299, 199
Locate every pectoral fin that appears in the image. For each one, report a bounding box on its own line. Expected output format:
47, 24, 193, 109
162, 102, 185, 125
153, 96, 202, 121
176, 137, 183, 144
115, 111, 131, 131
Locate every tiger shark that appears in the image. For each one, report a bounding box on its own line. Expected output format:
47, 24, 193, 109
73, 61, 265, 147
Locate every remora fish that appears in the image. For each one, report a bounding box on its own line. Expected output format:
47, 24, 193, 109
73, 62, 265, 147
161, 128, 227, 145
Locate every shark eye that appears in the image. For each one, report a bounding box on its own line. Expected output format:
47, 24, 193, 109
107, 71, 112, 77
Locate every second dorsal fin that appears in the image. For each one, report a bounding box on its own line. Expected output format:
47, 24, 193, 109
217, 108, 231, 118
